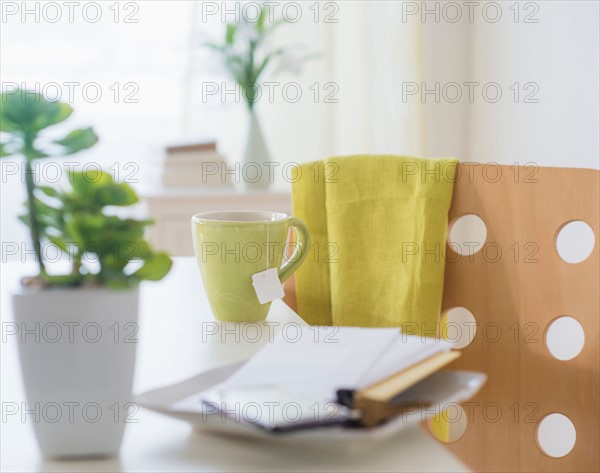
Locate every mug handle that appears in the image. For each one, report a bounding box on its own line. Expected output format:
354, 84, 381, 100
278, 217, 311, 283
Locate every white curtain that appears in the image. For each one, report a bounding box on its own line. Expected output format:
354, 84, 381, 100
327, 1, 425, 155
187, 1, 426, 180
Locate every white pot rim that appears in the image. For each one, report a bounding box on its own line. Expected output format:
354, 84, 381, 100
12, 285, 140, 296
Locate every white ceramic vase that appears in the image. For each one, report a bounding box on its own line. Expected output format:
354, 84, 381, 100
11, 287, 139, 458
241, 109, 271, 189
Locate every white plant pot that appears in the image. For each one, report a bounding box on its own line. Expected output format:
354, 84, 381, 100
12, 287, 139, 458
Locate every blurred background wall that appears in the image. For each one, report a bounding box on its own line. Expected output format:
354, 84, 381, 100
1, 1, 598, 256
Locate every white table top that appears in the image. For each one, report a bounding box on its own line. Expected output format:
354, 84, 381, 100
1, 258, 470, 472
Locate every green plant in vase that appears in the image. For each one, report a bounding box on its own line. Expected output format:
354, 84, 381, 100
1, 89, 172, 458
203, 5, 315, 188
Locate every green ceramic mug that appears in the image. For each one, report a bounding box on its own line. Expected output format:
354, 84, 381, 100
191, 210, 310, 322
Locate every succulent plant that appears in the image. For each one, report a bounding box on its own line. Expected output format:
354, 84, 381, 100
1, 89, 172, 287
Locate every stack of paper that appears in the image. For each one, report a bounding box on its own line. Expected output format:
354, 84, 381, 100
174, 327, 459, 431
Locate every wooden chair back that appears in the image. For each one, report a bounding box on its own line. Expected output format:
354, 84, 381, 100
441, 164, 599, 472
284, 163, 599, 472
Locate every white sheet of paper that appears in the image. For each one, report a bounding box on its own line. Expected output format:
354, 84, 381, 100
207, 327, 451, 402
357, 333, 451, 388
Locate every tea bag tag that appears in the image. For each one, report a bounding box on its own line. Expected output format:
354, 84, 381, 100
252, 268, 284, 304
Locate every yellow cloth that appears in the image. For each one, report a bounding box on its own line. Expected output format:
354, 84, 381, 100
292, 155, 458, 335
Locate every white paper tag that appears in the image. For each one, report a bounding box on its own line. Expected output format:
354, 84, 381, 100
251, 268, 285, 304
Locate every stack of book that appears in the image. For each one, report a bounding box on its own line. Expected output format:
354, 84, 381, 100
162, 142, 231, 187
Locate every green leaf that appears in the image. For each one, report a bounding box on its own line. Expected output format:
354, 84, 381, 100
104, 277, 133, 289
100, 248, 131, 270
30, 198, 62, 229
131, 252, 172, 282
54, 127, 98, 155
1, 90, 73, 133
70, 170, 113, 199
203, 42, 228, 53
94, 183, 139, 207
0, 114, 20, 132
124, 239, 151, 259
42, 272, 83, 287
225, 23, 236, 44
0, 91, 31, 131
257, 6, 267, 32
77, 214, 105, 235
47, 235, 69, 252
18, 213, 29, 226
64, 216, 85, 246
37, 186, 60, 198
0, 142, 14, 158
253, 51, 282, 83
32, 102, 73, 130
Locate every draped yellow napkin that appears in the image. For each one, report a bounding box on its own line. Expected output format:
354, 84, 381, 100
292, 155, 458, 335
